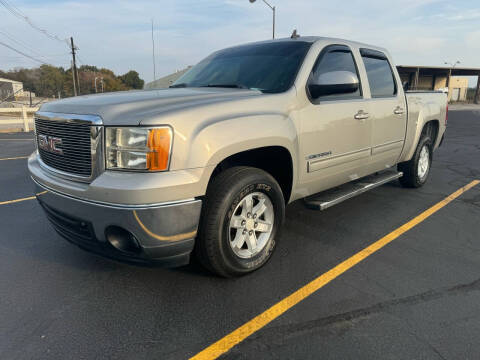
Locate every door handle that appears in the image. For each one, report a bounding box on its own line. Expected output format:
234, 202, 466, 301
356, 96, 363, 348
354, 110, 369, 120
394, 106, 405, 115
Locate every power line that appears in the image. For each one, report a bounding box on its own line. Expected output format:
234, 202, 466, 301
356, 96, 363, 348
0, 0, 87, 91
76, 54, 88, 66
0, 0, 69, 47
0, 54, 69, 59
0, 40, 47, 65
0, 29, 64, 64
0, 0, 87, 96
0, 87, 24, 104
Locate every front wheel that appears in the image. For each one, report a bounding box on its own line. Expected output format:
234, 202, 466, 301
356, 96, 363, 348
196, 166, 285, 277
398, 136, 432, 188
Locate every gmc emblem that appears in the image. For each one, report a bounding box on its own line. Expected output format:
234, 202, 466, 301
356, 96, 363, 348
38, 135, 64, 155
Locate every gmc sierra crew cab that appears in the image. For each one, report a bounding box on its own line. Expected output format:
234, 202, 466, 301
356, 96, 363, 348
28, 36, 447, 277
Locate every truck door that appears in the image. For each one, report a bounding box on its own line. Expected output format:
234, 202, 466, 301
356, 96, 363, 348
359, 49, 407, 170
298, 45, 372, 195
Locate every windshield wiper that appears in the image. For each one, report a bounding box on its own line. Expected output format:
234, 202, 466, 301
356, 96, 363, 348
169, 83, 188, 88
201, 84, 248, 89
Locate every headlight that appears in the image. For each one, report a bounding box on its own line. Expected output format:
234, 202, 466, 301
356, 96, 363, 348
106, 127, 172, 171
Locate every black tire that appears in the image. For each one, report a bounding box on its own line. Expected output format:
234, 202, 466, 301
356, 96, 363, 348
398, 136, 433, 188
195, 166, 285, 277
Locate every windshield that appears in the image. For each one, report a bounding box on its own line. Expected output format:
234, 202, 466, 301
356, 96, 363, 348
171, 41, 312, 93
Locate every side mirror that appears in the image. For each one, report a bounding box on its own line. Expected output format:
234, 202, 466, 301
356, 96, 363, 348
308, 71, 359, 99
403, 81, 409, 91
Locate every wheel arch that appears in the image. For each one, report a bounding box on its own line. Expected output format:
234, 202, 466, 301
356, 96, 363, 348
421, 119, 440, 146
187, 114, 298, 203
207, 146, 295, 204
401, 117, 441, 162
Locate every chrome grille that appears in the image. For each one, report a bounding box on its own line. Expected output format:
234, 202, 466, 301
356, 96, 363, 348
35, 117, 94, 177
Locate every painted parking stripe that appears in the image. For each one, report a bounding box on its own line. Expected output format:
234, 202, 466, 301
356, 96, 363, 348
0, 191, 47, 206
0, 156, 29, 161
190, 180, 480, 360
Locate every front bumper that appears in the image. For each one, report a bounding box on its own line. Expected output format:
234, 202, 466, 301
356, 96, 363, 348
33, 179, 202, 267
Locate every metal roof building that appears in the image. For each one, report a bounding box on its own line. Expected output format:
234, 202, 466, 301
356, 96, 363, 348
144, 67, 192, 90
397, 65, 480, 103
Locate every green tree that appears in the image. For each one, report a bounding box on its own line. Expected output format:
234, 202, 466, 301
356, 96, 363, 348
119, 70, 144, 89
38, 65, 65, 98
0, 64, 145, 98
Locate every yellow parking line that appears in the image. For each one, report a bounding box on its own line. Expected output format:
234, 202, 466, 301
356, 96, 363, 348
191, 179, 480, 360
0, 156, 29, 161
0, 191, 47, 206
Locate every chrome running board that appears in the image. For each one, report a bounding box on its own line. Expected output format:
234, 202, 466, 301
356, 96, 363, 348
304, 171, 403, 211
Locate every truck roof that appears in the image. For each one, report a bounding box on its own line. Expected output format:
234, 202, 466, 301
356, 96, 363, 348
231, 36, 388, 55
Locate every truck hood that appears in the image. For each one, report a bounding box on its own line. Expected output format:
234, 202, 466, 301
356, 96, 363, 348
39, 88, 263, 125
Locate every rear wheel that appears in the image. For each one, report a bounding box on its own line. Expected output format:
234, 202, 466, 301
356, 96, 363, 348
398, 136, 432, 188
196, 166, 285, 277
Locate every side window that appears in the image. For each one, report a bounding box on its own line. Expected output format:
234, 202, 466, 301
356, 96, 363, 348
360, 49, 397, 97
309, 46, 362, 101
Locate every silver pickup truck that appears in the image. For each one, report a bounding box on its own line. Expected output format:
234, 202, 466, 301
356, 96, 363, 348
29, 36, 447, 277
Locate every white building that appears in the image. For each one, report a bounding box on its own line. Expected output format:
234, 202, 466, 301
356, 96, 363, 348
0, 77, 35, 100
0, 77, 23, 99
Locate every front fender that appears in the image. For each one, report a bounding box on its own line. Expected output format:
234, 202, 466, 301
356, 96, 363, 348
189, 114, 297, 167
181, 113, 298, 197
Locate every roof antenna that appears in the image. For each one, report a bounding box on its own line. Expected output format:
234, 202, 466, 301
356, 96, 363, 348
291, 29, 300, 39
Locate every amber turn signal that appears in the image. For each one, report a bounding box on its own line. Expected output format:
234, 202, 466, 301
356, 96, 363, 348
146, 128, 172, 171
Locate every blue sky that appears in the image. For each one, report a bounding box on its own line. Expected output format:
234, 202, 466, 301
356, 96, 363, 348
1, 0, 479, 85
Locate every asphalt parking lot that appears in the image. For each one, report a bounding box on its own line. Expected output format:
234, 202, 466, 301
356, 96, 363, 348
1, 109, 480, 360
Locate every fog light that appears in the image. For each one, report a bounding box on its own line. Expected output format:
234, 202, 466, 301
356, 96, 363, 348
105, 226, 141, 253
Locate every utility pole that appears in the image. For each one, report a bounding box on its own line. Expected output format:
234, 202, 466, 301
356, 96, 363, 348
444, 60, 460, 89
273, 5, 275, 39
76, 66, 81, 94
94, 76, 104, 93
71, 60, 77, 96
70, 37, 79, 96
475, 73, 480, 104
151, 19, 156, 81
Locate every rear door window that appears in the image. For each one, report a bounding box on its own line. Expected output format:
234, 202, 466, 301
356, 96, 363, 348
360, 49, 397, 98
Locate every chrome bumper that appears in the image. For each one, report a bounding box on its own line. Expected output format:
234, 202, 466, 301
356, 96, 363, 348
33, 179, 202, 266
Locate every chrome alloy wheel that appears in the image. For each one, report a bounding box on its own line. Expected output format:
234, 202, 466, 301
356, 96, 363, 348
228, 192, 274, 259
418, 145, 430, 180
